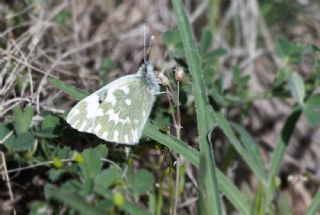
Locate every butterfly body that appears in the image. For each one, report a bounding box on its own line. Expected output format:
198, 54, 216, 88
67, 63, 159, 145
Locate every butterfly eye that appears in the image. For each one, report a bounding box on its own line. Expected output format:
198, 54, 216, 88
98, 95, 106, 104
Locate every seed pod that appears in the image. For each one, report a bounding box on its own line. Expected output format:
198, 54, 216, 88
174, 66, 185, 82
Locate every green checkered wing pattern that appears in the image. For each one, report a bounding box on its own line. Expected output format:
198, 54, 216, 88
92, 77, 155, 144
66, 73, 157, 145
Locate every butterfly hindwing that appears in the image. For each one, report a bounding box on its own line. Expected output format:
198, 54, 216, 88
66, 92, 101, 133
92, 77, 155, 144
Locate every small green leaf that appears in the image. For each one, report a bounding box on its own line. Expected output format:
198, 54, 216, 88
12, 106, 33, 135
132, 169, 155, 196
34, 114, 60, 138
82, 178, 95, 195
95, 167, 122, 190
163, 27, 185, 57
275, 67, 291, 87
275, 38, 304, 63
303, 94, 320, 126
45, 185, 105, 215
59, 180, 81, 193
5, 132, 35, 152
41, 114, 60, 130
203, 48, 226, 63
275, 38, 291, 60
53, 10, 71, 25
48, 169, 63, 181
0, 123, 11, 140
288, 72, 305, 106
232, 65, 241, 82
55, 146, 71, 159
80, 145, 108, 179
29, 201, 49, 215
49, 78, 89, 100
199, 30, 212, 56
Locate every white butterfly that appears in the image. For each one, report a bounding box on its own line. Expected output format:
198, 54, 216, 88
66, 63, 160, 145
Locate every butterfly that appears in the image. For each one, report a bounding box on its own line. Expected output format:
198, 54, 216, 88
66, 62, 160, 145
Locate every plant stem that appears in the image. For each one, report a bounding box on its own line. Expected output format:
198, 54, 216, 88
0, 131, 17, 215
173, 80, 182, 215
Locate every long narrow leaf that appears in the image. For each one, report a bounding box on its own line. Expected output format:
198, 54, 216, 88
213, 112, 266, 183
217, 171, 250, 215
49, 78, 89, 100
143, 123, 199, 167
171, 1, 221, 214
231, 123, 266, 179
268, 108, 302, 183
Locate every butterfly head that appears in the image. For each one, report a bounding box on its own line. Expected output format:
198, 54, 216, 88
138, 62, 160, 94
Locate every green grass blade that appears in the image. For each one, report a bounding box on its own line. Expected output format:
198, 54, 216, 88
268, 108, 302, 183
306, 190, 320, 215
143, 123, 199, 167
217, 170, 250, 215
213, 112, 266, 183
231, 123, 266, 178
171, 0, 221, 214
49, 78, 89, 100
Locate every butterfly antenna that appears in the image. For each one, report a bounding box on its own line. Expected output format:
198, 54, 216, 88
146, 35, 154, 63
143, 25, 147, 63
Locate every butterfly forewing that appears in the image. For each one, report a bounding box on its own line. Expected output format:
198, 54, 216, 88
92, 78, 155, 144
66, 75, 137, 133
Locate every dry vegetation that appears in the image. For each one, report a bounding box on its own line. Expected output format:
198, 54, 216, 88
0, 0, 320, 214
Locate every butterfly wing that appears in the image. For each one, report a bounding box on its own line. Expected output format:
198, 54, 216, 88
66, 93, 100, 133
67, 74, 156, 145
92, 77, 156, 145
66, 75, 137, 134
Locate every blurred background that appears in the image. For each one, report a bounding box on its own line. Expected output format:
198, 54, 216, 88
0, 0, 320, 214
